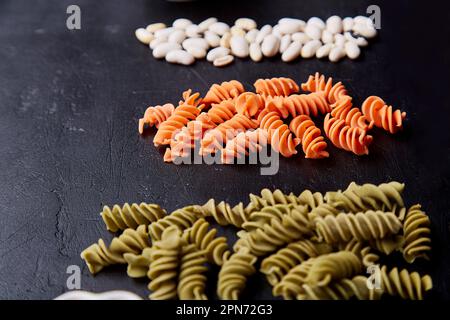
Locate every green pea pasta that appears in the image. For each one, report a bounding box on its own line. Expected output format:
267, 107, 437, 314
402, 204, 431, 263
178, 244, 208, 300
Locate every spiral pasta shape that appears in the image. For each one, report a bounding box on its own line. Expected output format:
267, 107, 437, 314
221, 129, 268, 164
148, 226, 182, 300
217, 247, 257, 300
260, 239, 333, 286
198, 99, 236, 125
235, 92, 265, 118
323, 113, 373, 155
101, 203, 166, 232
380, 266, 432, 300
308, 203, 341, 223
315, 210, 402, 244
200, 114, 259, 155
203, 80, 245, 105
258, 110, 300, 157
242, 204, 300, 231
362, 96, 407, 134
199, 199, 249, 228
148, 206, 201, 242
178, 244, 208, 300
402, 204, 431, 263
247, 189, 303, 211
80, 225, 150, 274
298, 189, 325, 210
254, 77, 299, 96
272, 257, 315, 299
183, 218, 231, 266
289, 115, 329, 159
123, 247, 153, 278
265, 92, 331, 119
330, 96, 373, 130
138, 103, 175, 134
338, 239, 380, 267
301, 72, 349, 104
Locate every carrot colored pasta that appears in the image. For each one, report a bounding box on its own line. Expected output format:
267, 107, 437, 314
258, 109, 300, 158
289, 115, 329, 159
203, 80, 245, 105
362, 96, 407, 134
301, 72, 349, 104
235, 92, 265, 118
198, 99, 237, 125
331, 96, 373, 130
138, 103, 175, 134
221, 129, 268, 164
254, 77, 299, 96
265, 92, 331, 119
323, 113, 373, 155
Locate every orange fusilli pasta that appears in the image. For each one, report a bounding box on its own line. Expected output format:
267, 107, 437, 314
235, 92, 265, 118
203, 80, 245, 105
301, 72, 349, 104
254, 77, 299, 97
265, 92, 331, 119
362, 96, 406, 134
289, 115, 329, 159
331, 96, 373, 131
221, 129, 268, 164
198, 100, 237, 125
138, 103, 175, 134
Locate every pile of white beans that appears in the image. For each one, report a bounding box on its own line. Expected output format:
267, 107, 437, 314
135, 16, 377, 66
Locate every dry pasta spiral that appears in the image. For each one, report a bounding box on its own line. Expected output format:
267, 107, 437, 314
178, 244, 208, 300
199, 199, 249, 228
315, 210, 402, 244
123, 247, 153, 278
301, 72, 349, 104
203, 80, 244, 105
308, 203, 341, 223
260, 240, 333, 286
254, 77, 299, 96
298, 189, 325, 209
217, 247, 257, 300
235, 92, 265, 117
272, 258, 315, 299
402, 204, 431, 263
101, 203, 166, 232
338, 239, 380, 267
330, 96, 373, 130
221, 129, 268, 164
289, 115, 329, 159
380, 266, 432, 300
80, 225, 150, 274
362, 96, 407, 134
138, 103, 175, 134
148, 226, 182, 300
198, 100, 236, 126
258, 110, 300, 157
265, 92, 331, 119
242, 204, 300, 231
183, 218, 231, 266
323, 113, 373, 155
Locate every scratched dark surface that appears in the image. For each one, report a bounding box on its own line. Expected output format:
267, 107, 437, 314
0, 0, 449, 300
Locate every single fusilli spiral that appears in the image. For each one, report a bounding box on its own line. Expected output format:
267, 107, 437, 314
308, 203, 341, 224
338, 239, 380, 267
298, 189, 325, 210
402, 204, 431, 263
254, 77, 299, 96
323, 113, 373, 155
258, 109, 300, 157
217, 247, 257, 300
289, 115, 329, 159
265, 92, 331, 119
380, 266, 432, 300
272, 257, 316, 299
362, 96, 407, 134
138, 103, 175, 134
203, 80, 245, 105
247, 189, 303, 212
242, 204, 301, 231
148, 226, 182, 300
199, 99, 236, 125
123, 247, 153, 278
235, 92, 265, 117
178, 244, 208, 300
199, 199, 249, 228
100, 203, 166, 232
221, 129, 268, 164
260, 239, 333, 286
80, 225, 150, 274
315, 210, 402, 244
301, 72, 349, 104
330, 96, 373, 130
183, 218, 231, 266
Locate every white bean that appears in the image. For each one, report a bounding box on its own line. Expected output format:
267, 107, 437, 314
329, 46, 346, 62
249, 42, 263, 62
278, 20, 304, 34
198, 17, 218, 32
334, 33, 345, 47
278, 18, 306, 29
353, 23, 377, 38
344, 41, 360, 59
172, 18, 192, 30
213, 55, 234, 67
304, 24, 321, 40
204, 31, 221, 47
220, 32, 231, 48
291, 32, 310, 44
182, 38, 209, 51
301, 39, 321, 58
342, 17, 354, 32
316, 43, 333, 58
272, 24, 282, 38
281, 41, 302, 62
230, 35, 249, 58
231, 26, 246, 37
245, 29, 259, 43
206, 46, 230, 62
153, 43, 181, 59
235, 18, 257, 31
261, 34, 280, 57
255, 25, 272, 43
154, 27, 174, 40
209, 22, 230, 36
187, 46, 207, 59
354, 16, 373, 27
307, 17, 326, 29
165, 49, 195, 65
150, 37, 166, 49
168, 30, 186, 44
135, 28, 153, 44
146, 23, 166, 33
279, 34, 292, 53
356, 37, 368, 47
185, 24, 201, 38
321, 30, 334, 44
326, 15, 343, 34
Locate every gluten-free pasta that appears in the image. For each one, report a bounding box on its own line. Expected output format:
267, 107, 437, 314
402, 204, 431, 263
362, 96, 407, 134
254, 77, 299, 97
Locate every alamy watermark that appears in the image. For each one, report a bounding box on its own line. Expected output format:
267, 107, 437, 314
66, 5, 81, 30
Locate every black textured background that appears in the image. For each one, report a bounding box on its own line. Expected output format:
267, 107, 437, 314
0, 0, 449, 300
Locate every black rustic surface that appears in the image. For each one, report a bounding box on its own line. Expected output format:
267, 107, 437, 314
0, 0, 449, 300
